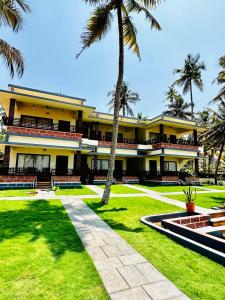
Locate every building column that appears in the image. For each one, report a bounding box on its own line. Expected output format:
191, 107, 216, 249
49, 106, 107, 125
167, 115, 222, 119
95, 122, 100, 140
193, 129, 199, 176
160, 156, 164, 175
75, 151, 81, 171
159, 124, 164, 142
93, 155, 98, 172
135, 128, 139, 143
76, 110, 83, 133
8, 98, 16, 125
2, 146, 11, 168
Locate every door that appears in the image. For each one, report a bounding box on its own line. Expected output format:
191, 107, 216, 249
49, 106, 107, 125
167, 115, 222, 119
149, 160, 157, 175
114, 160, 123, 179
56, 156, 68, 175
58, 120, 70, 132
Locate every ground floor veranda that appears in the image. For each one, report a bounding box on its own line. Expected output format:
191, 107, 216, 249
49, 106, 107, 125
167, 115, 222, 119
0, 146, 199, 187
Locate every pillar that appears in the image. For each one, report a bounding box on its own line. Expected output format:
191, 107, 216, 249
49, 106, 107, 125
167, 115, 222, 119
75, 151, 81, 171
135, 128, 139, 143
8, 98, 16, 125
160, 156, 164, 175
76, 110, 83, 133
193, 130, 199, 175
159, 124, 164, 142
2, 146, 11, 169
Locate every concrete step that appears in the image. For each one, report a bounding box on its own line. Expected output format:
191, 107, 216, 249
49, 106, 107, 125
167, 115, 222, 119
210, 216, 225, 227
210, 211, 225, 219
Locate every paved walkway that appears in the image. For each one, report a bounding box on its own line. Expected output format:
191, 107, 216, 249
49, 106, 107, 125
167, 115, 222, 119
62, 197, 189, 300
126, 185, 214, 214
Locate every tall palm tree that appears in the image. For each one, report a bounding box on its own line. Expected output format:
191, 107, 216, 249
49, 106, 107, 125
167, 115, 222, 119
78, 0, 162, 205
173, 54, 206, 120
196, 109, 211, 126
0, 0, 30, 77
163, 94, 192, 119
201, 102, 225, 185
212, 55, 225, 102
165, 85, 178, 103
107, 81, 140, 117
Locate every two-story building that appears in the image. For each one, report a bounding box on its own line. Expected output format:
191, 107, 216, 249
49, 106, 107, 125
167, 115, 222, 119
0, 85, 205, 189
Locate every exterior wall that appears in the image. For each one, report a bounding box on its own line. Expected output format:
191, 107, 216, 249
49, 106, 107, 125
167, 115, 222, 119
97, 146, 137, 156
98, 123, 135, 140
14, 102, 76, 125
9, 147, 75, 169
144, 156, 191, 172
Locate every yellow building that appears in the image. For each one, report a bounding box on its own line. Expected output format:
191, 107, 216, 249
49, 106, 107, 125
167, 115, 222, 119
0, 85, 205, 188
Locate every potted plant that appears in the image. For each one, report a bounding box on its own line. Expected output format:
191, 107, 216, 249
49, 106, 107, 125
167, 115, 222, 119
183, 187, 195, 213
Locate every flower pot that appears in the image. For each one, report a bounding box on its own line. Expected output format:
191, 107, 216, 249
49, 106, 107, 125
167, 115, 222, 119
186, 202, 195, 213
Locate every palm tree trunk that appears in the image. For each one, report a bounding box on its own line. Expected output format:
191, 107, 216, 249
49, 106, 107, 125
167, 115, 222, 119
214, 143, 224, 185
123, 105, 125, 117
101, 5, 124, 205
190, 80, 194, 120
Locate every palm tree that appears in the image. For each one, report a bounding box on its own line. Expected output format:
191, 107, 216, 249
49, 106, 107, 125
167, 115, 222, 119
173, 54, 206, 120
163, 87, 191, 119
196, 109, 211, 126
212, 55, 225, 102
0, 0, 30, 77
163, 95, 192, 119
107, 81, 140, 117
201, 102, 225, 185
78, 0, 162, 205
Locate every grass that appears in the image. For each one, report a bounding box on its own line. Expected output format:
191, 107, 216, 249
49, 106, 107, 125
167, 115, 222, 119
135, 184, 204, 193
99, 184, 144, 194
0, 200, 108, 300
167, 192, 225, 209
0, 189, 36, 197
202, 185, 225, 190
55, 185, 96, 196
85, 196, 225, 300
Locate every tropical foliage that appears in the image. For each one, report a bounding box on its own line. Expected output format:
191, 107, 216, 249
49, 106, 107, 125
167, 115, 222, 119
173, 54, 206, 120
163, 86, 191, 119
79, 0, 162, 204
212, 55, 225, 102
107, 81, 140, 117
0, 0, 30, 77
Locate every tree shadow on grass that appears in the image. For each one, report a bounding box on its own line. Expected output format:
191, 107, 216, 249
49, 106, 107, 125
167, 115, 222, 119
87, 202, 143, 233
0, 200, 85, 259
208, 196, 225, 206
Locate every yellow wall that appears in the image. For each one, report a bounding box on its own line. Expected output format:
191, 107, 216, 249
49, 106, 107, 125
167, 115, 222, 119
99, 124, 135, 140
14, 102, 76, 125
144, 156, 192, 172
9, 147, 75, 169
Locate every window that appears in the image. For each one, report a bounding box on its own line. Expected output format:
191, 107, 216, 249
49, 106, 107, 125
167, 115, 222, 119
92, 159, 109, 170
164, 161, 177, 172
105, 132, 112, 141
20, 115, 53, 130
17, 154, 50, 172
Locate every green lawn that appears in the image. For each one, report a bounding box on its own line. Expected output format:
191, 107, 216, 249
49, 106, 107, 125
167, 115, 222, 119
202, 185, 225, 190
0, 200, 108, 300
135, 184, 204, 193
0, 189, 36, 197
99, 184, 144, 194
85, 196, 225, 300
167, 192, 225, 209
55, 185, 96, 196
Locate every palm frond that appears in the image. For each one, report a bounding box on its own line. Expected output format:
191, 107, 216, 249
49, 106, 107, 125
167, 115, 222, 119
77, 4, 113, 58
0, 39, 24, 78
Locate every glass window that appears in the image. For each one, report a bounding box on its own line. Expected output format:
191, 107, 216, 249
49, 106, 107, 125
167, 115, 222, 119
164, 161, 177, 172
17, 154, 50, 171
92, 159, 109, 170
21, 116, 36, 128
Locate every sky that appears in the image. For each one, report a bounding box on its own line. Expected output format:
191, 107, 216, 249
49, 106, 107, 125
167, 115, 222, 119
1, 0, 225, 118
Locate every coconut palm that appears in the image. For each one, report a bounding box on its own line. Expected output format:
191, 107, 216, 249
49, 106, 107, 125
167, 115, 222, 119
173, 54, 206, 120
163, 94, 192, 119
212, 55, 225, 102
107, 81, 140, 117
201, 102, 225, 185
196, 109, 211, 126
78, 0, 162, 204
0, 0, 30, 77
165, 85, 178, 103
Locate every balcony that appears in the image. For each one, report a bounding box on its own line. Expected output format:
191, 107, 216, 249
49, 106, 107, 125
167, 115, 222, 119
146, 137, 199, 151
11, 118, 76, 133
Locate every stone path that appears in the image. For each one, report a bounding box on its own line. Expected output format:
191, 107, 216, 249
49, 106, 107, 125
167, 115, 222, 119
62, 197, 189, 300
126, 184, 214, 214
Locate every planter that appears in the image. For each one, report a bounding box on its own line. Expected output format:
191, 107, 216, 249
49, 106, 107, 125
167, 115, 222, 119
186, 202, 195, 213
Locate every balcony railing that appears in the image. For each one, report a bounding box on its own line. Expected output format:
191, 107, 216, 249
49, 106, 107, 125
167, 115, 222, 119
11, 118, 76, 133
89, 134, 137, 144
146, 137, 197, 146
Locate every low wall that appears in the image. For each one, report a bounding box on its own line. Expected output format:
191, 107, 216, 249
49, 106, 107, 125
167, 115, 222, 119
0, 176, 36, 189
